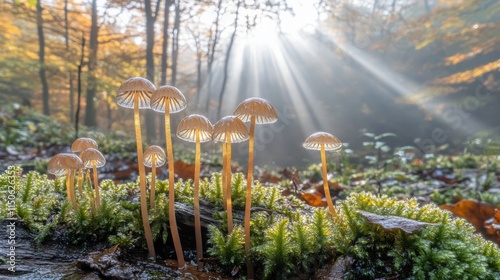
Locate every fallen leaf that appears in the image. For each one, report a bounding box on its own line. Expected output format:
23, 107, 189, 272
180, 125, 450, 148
358, 210, 439, 234
300, 191, 327, 207
440, 199, 496, 233
174, 160, 195, 180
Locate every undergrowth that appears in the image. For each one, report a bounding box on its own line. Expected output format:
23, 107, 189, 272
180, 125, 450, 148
1, 166, 499, 279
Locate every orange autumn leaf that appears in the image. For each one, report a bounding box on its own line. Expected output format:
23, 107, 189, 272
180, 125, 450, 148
174, 160, 195, 180
300, 191, 327, 207
440, 200, 497, 237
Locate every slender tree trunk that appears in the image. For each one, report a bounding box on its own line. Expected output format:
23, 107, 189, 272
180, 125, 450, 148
196, 50, 202, 99
64, 0, 74, 122
161, 0, 171, 85
159, 0, 171, 140
84, 0, 99, 127
203, 0, 223, 112
75, 35, 85, 139
217, 0, 241, 119
170, 0, 180, 86
36, 0, 50, 116
144, 0, 162, 141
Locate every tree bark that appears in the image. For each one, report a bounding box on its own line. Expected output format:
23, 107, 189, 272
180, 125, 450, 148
203, 0, 223, 112
216, 0, 242, 119
64, 0, 74, 122
161, 0, 172, 86
170, 0, 180, 86
84, 0, 99, 127
144, 0, 162, 141
36, 0, 50, 116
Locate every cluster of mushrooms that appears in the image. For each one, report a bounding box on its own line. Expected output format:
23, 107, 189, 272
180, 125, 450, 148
47, 76, 342, 275
47, 137, 106, 212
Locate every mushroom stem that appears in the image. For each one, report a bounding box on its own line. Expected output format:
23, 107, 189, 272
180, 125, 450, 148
150, 155, 157, 210
226, 132, 233, 234
69, 169, 78, 210
194, 130, 203, 269
134, 94, 156, 259
65, 169, 72, 204
164, 103, 185, 268
244, 116, 256, 279
77, 170, 84, 196
92, 162, 100, 209
321, 144, 336, 217
222, 142, 227, 211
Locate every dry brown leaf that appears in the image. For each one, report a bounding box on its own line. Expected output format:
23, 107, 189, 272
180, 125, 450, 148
174, 160, 195, 180
300, 191, 327, 207
358, 210, 439, 234
440, 199, 497, 232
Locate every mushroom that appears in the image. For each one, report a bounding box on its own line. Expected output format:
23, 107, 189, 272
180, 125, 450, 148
303, 132, 342, 217
143, 145, 167, 210
116, 77, 156, 259
176, 114, 213, 269
213, 116, 249, 234
71, 137, 98, 196
47, 153, 84, 210
80, 148, 106, 210
150, 85, 187, 268
234, 97, 278, 277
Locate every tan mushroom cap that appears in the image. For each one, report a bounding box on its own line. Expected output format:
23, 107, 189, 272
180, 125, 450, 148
150, 85, 187, 113
177, 114, 213, 143
48, 153, 84, 176
212, 116, 249, 143
71, 137, 98, 153
143, 145, 167, 168
80, 148, 106, 169
234, 97, 278, 124
116, 77, 156, 109
303, 132, 342, 151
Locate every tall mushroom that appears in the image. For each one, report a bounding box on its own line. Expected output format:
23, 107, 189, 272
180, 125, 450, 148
80, 148, 106, 210
71, 137, 98, 195
150, 85, 187, 268
213, 116, 249, 234
176, 114, 213, 269
303, 132, 342, 217
47, 153, 84, 210
143, 145, 167, 210
116, 77, 156, 259
234, 97, 278, 278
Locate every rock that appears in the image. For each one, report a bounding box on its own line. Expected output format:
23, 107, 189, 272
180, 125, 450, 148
312, 256, 354, 280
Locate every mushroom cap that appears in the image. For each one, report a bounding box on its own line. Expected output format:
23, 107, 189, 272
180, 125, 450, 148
71, 137, 98, 153
48, 153, 84, 176
143, 145, 167, 167
303, 132, 342, 151
116, 77, 155, 109
212, 116, 249, 143
177, 114, 213, 143
150, 85, 187, 113
234, 97, 278, 124
80, 148, 106, 169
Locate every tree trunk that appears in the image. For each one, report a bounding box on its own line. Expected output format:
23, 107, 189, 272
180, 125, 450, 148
144, 0, 162, 141
64, 0, 74, 122
216, 0, 242, 119
84, 0, 99, 127
36, 0, 50, 116
203, 0, 223, 112
161, 0, 172, 86
170, 0, 180, 86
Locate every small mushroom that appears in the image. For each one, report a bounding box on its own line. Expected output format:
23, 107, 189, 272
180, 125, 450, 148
80, 148, 106, 210
303, 132, 342, 217
116, 77, 156, 259
71, 137, 98, 196
143, 145, 167, 210
150, 85, 187, 268
234, 97, 278, 278
48, 153, 84, 210
176, 114, 213, 269
213, 116, 249, 234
